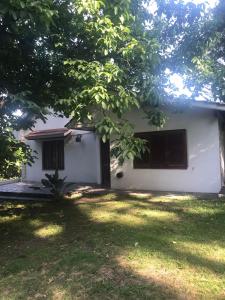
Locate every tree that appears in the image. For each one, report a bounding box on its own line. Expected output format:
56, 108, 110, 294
151, 0, 225, 102
181, 0, 225, 102
0, 0, 56, 177
0, 0, 165, 176
3, 0, 221, 176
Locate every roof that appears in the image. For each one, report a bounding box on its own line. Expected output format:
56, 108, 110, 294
25, 128, 72, 140
66, 120, 95, 131
192, 101, 225, 111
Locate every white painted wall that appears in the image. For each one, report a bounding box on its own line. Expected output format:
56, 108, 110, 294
23, 115, 101, 184
23, 108, 223, 193
218, 115, 225, 186
111, 108, 222, 193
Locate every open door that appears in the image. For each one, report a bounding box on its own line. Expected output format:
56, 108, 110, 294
100, 140, 111, 187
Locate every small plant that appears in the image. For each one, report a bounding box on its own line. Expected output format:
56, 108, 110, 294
41, 170, 73, 199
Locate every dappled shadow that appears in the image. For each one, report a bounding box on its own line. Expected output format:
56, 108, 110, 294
0, 199, 181, 299
0, 194, 225, 299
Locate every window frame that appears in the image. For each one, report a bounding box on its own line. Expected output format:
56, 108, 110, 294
42, 139, 65, 171
133, 129, 188, 170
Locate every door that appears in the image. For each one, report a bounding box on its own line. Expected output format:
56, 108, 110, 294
100, 140, 111, 187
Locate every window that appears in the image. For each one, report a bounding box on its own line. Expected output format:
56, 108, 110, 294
42, 140, 64, 170
133, 129, 187, 169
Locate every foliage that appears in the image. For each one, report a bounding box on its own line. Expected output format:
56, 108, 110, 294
0, 130, 33, 179
0, 0, 56, 178
54, 0, 165, 162
184, 0, 225, 102
41, 170, 73, 199
0, 0, 165, 169
2, 0, 224, 168
0, 97, 41, 179
153, 0, 225, 102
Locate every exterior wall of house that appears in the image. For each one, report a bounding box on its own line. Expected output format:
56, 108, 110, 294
23, 115, 101, 184
111, 107, 222, 193
218, 113, 225, 186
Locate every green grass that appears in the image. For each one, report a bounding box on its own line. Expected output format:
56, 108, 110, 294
0, 193, 225, 299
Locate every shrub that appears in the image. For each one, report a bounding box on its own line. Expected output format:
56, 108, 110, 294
41, 170, 73, 199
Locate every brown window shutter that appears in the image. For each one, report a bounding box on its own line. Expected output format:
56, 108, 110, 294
133, 133, 151, 169
133, 130, 187, 169
165, 130, 187, 169
42, 140, 64, 170
149, 132, 166, 168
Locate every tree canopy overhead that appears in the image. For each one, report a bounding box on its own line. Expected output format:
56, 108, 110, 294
0, 0, 164, 174
181, 0, 225, 102
152, 0, 225, 101
0, 0, 225, 177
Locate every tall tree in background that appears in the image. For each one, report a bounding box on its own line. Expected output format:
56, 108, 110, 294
152, 0, 225, 101
182, 0, 225, 102
0, 0, 55, 178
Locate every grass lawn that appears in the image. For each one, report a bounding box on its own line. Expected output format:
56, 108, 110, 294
0, 193, 225, 299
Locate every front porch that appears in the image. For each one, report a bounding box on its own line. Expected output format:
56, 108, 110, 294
0, 181, 105, 201
0, 180, 222, 201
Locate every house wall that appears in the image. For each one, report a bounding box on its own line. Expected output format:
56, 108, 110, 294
218, 112, 225, 186
111, 107, 222, 193
23, 115, 101, 184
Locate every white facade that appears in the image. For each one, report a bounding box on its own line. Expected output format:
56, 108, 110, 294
111, 107, 223, 193
23, 106, 225, 193
23, 115, 101, 184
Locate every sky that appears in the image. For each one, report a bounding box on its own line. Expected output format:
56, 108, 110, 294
13, 109, 23, 117
182, 0, 218, 8
148, 0, 218, 16
167, 73, 192, 98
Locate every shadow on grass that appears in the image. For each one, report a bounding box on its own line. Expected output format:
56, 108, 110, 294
0, 194, 225, 299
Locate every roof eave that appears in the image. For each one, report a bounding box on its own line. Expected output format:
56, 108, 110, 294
25, 129, 72, 140
192, 101, 225, 111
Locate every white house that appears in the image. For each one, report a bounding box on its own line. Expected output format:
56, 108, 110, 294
23, 115, 102, 185
22, 101, 225, 194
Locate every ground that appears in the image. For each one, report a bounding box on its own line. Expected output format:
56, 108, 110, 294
0, 193, 225, 300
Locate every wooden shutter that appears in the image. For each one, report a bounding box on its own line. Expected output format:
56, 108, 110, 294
42, 140, 64, 170
133, 133, 151, 169
133, 130, 187, 169
165, 130, 187, 169
149, 132, 166, 168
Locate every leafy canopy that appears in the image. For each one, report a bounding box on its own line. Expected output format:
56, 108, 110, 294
0, 0, 164, 174
1, 0, 224, 176
183, 0, 225, 102
153, 0, 225, 102
0, 0, 54, 177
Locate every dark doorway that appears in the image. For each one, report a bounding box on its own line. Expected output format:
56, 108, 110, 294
100, 140, 111, 187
